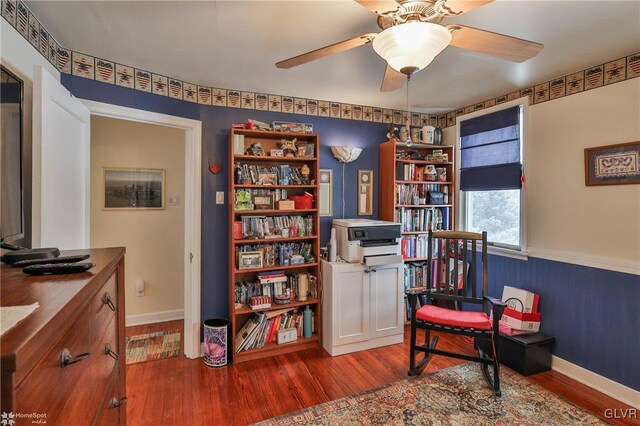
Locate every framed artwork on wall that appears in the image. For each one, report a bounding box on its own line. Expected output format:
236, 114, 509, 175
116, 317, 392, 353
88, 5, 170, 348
103, 167, 165, 210
319, 169, 333, 216
584, 141, 640, 186
358, 170, 373, 216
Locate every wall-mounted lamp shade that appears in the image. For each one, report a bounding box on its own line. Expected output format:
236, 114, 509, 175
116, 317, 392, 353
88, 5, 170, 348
331, 146, 362, 163
372, 22, 452, 74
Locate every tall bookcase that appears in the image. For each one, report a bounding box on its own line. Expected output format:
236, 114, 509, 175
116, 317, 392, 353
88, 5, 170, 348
228, 128, 321, 363
379, 140, 456, 303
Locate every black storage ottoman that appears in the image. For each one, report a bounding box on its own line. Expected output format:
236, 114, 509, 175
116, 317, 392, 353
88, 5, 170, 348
476, 332, 555, 376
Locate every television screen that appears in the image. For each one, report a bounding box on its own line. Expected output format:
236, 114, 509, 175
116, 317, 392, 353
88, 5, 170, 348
1, 66, 24, 243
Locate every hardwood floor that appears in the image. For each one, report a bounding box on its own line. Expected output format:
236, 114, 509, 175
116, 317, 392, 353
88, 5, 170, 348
126, 321, 638, 425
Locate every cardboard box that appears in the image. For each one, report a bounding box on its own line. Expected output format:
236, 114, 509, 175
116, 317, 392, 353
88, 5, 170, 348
502, 286, 539, 313
277, 200, 295, 210
500, 308, 541, 332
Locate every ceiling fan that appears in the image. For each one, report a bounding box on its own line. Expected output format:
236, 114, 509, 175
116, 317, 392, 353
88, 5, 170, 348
275, 0, 544, 92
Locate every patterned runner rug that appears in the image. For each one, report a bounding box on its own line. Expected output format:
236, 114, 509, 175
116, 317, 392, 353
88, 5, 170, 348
125, 329, 181, 365
255, 363, 607, 425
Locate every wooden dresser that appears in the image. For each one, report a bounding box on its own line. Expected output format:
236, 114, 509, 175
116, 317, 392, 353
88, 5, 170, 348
1, 247, 126, 425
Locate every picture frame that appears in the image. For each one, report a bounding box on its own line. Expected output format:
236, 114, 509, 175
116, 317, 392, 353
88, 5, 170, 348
304, 143, 315, 158
358, 170, 373, 216
584, 141, 640, 186
319, 169, 333, 217
258, 172, 278, 185
270, 149, 284, 157
238, 251, 263, 270
103, 167, 165, 210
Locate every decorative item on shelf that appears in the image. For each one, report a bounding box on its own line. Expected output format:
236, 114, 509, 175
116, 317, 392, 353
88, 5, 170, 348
300, 164, 310, 180
209, 154, 222, 174
411, 127, 421, 143
303, 305, 312, 338
272, 121, 313, 133
277, 199, 295, 210
254, 195, 274, 210
247, 119, 271, 131
249, 295, 272, 310
386, 125, 399, 142
297, 273, 309, 302
289, 192, 314, 209
245, 143, 264, 156
274, 294, 292, 305
433, 124, 444, 145
421, 125, 435, 144
277, 328, 298, 344
280, 138, 298, 157
436, 167, 447, 182
270, 149, 284, 157
233, 221, 243, 239
234, 189, 254, 211
238, 250, 263, 269
331, 146, 363, 218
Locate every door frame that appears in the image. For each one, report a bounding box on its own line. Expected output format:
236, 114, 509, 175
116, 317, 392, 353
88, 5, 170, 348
82, 100, 202, 359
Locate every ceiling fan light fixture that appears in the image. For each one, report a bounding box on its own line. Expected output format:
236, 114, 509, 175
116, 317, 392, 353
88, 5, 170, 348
372, 22, 452, 74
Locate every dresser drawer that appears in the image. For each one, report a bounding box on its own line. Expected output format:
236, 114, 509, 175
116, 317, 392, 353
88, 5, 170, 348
15, 282, 119, 423
91, 272, 119, 342
94, 371, 123, 426
57, 314, 119, 425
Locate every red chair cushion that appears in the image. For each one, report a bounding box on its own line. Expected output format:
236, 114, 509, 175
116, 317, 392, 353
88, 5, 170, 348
416, 305, 492, 330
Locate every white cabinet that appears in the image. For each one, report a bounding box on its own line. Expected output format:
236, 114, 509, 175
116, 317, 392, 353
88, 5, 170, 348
322, 260, 404, 356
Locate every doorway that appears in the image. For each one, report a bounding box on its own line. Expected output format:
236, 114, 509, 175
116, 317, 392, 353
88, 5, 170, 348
84, 101, 202, 359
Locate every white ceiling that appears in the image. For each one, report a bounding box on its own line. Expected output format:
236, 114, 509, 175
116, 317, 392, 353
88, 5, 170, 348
27, 0, 640, 113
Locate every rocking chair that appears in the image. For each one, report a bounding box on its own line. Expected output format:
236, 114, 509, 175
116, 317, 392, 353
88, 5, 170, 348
407, 230, 507, 396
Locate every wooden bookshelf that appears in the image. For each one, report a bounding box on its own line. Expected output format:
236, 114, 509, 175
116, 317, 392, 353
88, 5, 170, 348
228, 128, 321, 363
379, 140, 456, 323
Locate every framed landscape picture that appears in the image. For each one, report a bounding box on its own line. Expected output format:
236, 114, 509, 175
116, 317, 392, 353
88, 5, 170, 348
584, 141, 640, 186
103, 167, 165, 210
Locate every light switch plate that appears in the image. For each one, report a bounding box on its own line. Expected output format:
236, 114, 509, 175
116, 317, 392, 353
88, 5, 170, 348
216, 191, 224, 204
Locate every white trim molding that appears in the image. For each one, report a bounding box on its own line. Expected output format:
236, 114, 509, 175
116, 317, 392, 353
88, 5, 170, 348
126, 309, 185, 327
81, 100, 202, 359
552, 356, 640, 409
529, 247, 640, 276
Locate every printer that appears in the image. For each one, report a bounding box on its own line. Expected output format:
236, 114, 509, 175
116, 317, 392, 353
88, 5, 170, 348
332, 219, 402, 266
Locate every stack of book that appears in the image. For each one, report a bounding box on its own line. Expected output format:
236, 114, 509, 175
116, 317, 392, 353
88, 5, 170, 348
235, 308, 306, 353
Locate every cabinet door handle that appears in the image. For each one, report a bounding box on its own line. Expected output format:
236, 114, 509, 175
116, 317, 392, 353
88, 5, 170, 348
103, 292, 116, 311
372, 268, 377, 272
104, 343, 119, 360
109, 396, 128, 408
364, 269, 369, 273
60, 348, 90, 367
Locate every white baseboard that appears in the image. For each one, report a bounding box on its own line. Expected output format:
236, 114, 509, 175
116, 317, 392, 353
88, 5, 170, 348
552, 355, 640, 409
126, 309, 184, 327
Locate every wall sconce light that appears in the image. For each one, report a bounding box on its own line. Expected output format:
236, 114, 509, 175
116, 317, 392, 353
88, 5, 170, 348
331, 146, 363, 218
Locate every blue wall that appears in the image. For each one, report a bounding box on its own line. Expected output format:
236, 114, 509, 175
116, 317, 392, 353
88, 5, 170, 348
62, 75, 639, 392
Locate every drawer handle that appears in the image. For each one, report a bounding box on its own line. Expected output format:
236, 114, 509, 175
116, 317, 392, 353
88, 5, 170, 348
103, 293, 116, 311
60, 348, 90, 367
104, 343, 119, 360
109, 396, 128, 408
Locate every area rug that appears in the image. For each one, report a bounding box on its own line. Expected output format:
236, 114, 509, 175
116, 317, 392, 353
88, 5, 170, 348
255, 363, 607, 425
125, 329, 181, 365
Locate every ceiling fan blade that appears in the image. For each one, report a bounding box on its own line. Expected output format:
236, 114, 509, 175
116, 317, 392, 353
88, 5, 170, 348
381, 64, 405, 92
276, 33, 377, 69
441, 0, 493, 16
448, 25, 543, 63
354, 0, 401, 15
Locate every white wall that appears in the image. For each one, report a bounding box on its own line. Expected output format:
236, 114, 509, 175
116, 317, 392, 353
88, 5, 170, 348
1, 19, 60, 247
527, 79, 640, 269
90, 116, 185, 317
445, 79, 640, 272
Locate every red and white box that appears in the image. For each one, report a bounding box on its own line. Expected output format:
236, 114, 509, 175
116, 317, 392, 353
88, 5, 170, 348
500, 307, 541, 332
502, 285, 539, 313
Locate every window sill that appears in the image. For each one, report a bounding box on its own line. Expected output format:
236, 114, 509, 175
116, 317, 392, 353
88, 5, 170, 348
487, 245, 529, 261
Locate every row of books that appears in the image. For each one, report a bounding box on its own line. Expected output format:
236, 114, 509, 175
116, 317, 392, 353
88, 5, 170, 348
401, 235, 429, 259
234, 273, 319, 307
239, 215, 313, 239
403, 258, 467, 292
395, 207, 450, 232
236, 242, 315, 267
235, 308, 315, 353
234, 163, 309, 185
396, 184, 449, 205
397, 163, 447, 182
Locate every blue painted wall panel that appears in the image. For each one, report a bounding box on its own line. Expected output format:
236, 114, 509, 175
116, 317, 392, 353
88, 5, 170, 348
61, 74, 640, 391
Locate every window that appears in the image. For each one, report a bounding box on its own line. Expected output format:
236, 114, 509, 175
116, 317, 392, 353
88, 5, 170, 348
458, 101, 526, 252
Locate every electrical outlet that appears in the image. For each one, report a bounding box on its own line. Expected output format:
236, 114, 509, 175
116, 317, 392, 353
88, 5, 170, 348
216, 191, 224, 204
